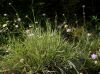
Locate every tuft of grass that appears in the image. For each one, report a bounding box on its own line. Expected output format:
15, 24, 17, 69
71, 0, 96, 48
0, 23, 100, 73
0, 25, 76, 73
0, 14, 100, 73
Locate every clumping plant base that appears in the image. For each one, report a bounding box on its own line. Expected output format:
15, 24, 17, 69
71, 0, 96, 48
0, 24, 100, 74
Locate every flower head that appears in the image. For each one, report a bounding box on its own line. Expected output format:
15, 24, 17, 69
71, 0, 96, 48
3, 24, 7, 27
82, 5, 85, 8
4, 14, 7, 16
9, 3, 11, 5
66, 29, 71, 33
42, 13, 46, 16
62, 14, 65, 16
17, 18, 21, 22
87, 33, 92, 37
64, 25, 68, 28
80, 72, 83, 74
15, 25, 18, 28
94, 60, 98, 64
6, 50, 9, 53
91, 53, 97, 59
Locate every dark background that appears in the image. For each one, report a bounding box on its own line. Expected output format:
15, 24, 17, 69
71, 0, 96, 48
0, 0, 100, 22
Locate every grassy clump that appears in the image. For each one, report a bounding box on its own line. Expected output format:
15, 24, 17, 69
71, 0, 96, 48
0, 25, 76, 73
0, 23, 100, 74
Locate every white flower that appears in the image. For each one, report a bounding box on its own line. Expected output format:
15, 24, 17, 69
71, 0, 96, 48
82, 5, 85, 8
20, 58, 24, 63
62, 14, 65, 16
87, 33, 92, 37
80, 72, 83, 74
3, 24, 7, 27
6, 50, 9, 53
15, 25, 18, 28
94, 60, 98, 64
17, 18, 21, 22
9, 3, 11, 5
42, 13, 46, 16
29, 25, 32, 28
64, 25, 68, 28
91, 53, 97, 59
4, 14, 7, 16
66, 29, 71, 32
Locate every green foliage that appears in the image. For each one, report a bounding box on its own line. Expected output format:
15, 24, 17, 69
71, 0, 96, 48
0, 25, 75, 73
0, 14, 26, 45
0, 1, 100, 73
91, 16, 100, 31
0, 23, 100, 73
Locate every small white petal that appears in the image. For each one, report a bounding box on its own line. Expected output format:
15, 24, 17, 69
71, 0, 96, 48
64, 25, 68, 28
17, 18, 21, 22
3, 24, 7, 27
42, 13, 46, 16
4, 14, 7, 16
9, 3, 11, 5
15, 25, 18, 28
82, 5, 85, 8
66, 29, 71, 32
6, 50, 9, 53
94, 61, 98, 64
80, 73, 83, 74
62, 14, 65, 16
87, 33, 92, 37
